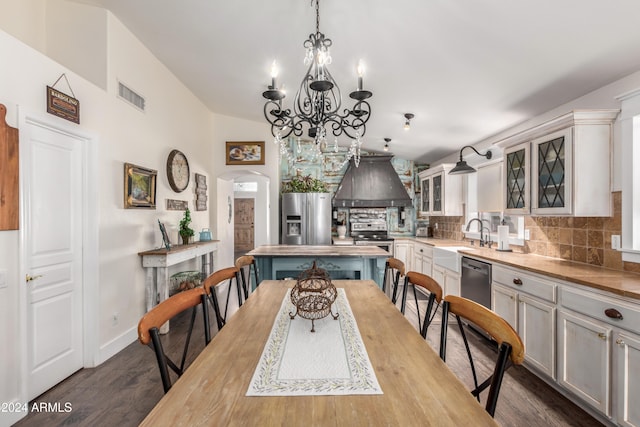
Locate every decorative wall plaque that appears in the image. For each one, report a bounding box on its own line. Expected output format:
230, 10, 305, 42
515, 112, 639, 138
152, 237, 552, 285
195, 173, 207, 211
46, 74, 80, 124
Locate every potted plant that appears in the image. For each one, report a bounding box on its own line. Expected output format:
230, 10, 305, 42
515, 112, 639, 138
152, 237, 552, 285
179, 208, 195, 245
281, 174, 328, 193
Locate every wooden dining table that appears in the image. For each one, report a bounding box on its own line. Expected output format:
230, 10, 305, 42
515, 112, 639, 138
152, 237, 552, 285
140, 280, 498, 426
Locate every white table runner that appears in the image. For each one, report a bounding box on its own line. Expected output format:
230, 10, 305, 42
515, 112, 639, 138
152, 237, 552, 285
246, 288, 382, 396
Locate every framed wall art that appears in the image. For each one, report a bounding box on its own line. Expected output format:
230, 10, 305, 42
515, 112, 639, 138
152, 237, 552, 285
166, 199, 188, 210
124, 162, 157, 209
158, 220, 171, 250
195, 173, 208, 211
226, 141, 265, 165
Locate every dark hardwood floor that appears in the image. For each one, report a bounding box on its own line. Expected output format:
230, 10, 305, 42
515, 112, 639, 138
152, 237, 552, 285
14, 289, 605, 427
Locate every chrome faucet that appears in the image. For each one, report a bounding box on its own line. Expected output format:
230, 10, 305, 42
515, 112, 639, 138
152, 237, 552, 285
483, 226, 493, 249
466, 218, 487, 247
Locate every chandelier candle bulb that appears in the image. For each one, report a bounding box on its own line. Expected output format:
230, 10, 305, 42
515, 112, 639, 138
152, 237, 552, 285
357, 61, 364, 91
270, 61, 278, 88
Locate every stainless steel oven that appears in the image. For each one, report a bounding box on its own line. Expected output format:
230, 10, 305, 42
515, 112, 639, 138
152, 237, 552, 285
350, 212, 394, 256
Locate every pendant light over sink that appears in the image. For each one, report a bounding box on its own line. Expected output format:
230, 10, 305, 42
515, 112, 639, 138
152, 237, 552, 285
449, 145, 493, 175
261, 0, 373, 168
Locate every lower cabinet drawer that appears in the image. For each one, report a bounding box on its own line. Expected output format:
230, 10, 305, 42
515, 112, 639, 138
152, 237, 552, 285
560, 286, 640, 335
492, 265, 556, 303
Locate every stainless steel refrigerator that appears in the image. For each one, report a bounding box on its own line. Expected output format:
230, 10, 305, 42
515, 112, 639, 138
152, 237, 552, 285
281, 192, 331, 245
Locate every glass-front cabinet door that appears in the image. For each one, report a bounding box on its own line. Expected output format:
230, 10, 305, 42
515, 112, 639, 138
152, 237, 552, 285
420, 176, 430, 214
431, 172, 443, 214
532, 128, 572, 215
504, 143, 530, 214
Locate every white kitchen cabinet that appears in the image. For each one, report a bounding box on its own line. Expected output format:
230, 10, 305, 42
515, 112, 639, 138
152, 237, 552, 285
412, 242, 433, 277
492, 283, 518, 330
558, 284, 640, 423
615, 330, 640, 427
491, 265, 556, 379
496, 109, 618, 216
557, 309, 612, 416
433, 264, 460, 297
503, 142, 530, 215
393, 240, 413, 272
419, 164, 463, 216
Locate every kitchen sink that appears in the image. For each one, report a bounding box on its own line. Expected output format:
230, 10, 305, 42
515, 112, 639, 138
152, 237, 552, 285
432, 246, 475, 273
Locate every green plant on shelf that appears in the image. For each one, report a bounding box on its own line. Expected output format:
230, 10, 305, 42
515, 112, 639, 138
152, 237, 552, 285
179, 208, 195, 244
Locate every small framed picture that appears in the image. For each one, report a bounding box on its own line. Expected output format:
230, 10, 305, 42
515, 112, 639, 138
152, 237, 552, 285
158, 220, 171, 250
226, 141, 265, 165
124, 163, 157, 209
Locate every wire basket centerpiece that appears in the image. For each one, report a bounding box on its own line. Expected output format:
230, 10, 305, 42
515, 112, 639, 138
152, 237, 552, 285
289, 261, 339, 332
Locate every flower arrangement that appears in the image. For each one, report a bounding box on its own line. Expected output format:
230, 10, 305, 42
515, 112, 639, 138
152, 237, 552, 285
281, 174, 328, 193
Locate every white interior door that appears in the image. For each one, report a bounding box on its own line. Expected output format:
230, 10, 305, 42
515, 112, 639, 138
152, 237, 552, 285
23, 118, 84, 399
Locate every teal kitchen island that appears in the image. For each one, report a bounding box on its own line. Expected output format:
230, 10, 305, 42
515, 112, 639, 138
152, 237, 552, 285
246, 245, 390, 288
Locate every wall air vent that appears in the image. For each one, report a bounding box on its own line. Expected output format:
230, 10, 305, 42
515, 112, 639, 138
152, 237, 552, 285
117, 81, 146, 112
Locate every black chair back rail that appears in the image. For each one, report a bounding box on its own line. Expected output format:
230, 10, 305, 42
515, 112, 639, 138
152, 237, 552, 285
439, 295, 525, 417
383, 257, 405, 303
203, 266, 241, 331
235, 255, 260, 301
401, 271, 443, 339
137, 287, 211, 393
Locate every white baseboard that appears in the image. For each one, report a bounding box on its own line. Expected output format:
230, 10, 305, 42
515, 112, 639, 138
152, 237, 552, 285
97, 325, 138, 365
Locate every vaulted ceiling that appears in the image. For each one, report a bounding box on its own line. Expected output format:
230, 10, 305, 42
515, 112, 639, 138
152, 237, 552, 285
70, 0, 640, 163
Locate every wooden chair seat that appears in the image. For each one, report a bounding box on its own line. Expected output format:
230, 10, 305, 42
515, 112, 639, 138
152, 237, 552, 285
440, 295, 525, 417
138, 287, 211, 393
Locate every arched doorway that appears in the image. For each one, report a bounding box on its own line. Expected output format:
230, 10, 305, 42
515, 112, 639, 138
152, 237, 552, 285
215, 171, 270, 267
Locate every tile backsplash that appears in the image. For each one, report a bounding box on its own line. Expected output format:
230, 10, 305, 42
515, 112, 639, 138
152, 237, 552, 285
430, 192, 638, 273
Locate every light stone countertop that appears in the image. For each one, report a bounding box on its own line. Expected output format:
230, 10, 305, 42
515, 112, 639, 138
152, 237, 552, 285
395, 237, 640, 300
246, 245, 390, 257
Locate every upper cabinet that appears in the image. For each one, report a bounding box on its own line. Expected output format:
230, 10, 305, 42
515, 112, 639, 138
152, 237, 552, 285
419, 164, 463, 216
496, 110, 619, 216
504, 142, 530, 215
477, 160, 504, 213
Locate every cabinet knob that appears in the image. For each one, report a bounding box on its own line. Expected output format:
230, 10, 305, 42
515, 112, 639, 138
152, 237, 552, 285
597, 332, 607, 340
604, 308, 623, 320
513, 278, 523, 285
616, 338, 625, 346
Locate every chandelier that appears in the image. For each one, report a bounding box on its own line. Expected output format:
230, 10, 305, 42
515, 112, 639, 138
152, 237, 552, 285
262, 0, 373, 168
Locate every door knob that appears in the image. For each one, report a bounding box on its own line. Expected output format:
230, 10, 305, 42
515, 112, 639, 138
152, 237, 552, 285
26, 274, 43, 282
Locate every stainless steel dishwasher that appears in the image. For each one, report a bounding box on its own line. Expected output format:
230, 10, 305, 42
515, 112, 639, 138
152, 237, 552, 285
460, 257, 492, 309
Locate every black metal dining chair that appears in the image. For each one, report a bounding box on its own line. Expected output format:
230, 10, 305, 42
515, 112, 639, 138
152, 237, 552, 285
137, 287, 211, 393
383, 257, 405, 303
400, 271, 443, 339
202, 266, 242, 331
439, 295, 525, 417
235, 255, 260, 302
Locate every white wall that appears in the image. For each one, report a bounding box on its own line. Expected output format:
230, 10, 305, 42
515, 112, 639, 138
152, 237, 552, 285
210, 114, 279, 250
0, 4, 269, 424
